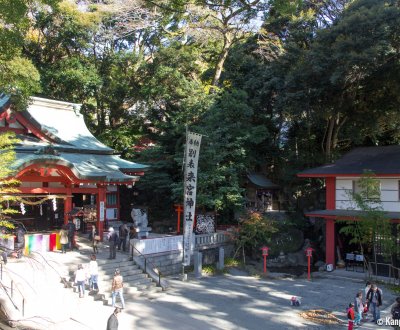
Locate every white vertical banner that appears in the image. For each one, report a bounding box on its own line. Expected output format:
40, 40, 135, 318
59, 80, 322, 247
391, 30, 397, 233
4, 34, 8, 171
99, 201, 105, 222
182, 132, 202, 266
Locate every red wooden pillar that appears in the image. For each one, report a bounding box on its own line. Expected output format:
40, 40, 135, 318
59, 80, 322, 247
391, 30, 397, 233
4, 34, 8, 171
64, 186, 72, 225
325, 177, 336, 267
97, 186, 106, 240
326, 218, 335, 266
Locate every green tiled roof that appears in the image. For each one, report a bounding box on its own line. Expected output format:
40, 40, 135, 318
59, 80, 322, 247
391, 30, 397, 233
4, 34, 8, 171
13, 151, 147, 183
25, 97, 113, 153
5, 96, 149, 182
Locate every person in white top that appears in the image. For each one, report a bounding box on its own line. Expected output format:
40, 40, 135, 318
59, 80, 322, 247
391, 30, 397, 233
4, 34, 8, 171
89, 254, 99, 292
75, 264, 86, 298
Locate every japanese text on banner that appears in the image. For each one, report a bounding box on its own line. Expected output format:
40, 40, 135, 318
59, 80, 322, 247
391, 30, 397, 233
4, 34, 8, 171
183, 132, 202, 266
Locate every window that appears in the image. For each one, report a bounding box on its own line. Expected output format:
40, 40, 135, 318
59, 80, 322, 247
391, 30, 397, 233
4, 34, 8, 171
106, 193, 117, 206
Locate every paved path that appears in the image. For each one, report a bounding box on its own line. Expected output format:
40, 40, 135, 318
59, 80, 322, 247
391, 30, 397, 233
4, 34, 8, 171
0, 236, 398, 329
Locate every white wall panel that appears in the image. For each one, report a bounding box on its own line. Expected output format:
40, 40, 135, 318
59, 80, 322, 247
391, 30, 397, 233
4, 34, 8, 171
380, 190, 399, 202
381, 179, 399, 191
336, 179, 353, 190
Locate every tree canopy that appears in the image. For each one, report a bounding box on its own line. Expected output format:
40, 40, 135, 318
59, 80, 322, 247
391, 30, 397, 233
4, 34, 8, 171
2, 0, 400, 221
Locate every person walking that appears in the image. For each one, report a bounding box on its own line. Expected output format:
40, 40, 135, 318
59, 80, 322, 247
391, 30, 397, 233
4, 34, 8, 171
88, 254, 99, 292
88, 224, 99, 254
366, 284, 383, 323
354, 291, 363, 326
107, 307, 121, 330
111, 269, 125, 309
59, 225, 69, 253
118, 222, 129, 252
75, 264, 86, 298
108, 227, 118, 259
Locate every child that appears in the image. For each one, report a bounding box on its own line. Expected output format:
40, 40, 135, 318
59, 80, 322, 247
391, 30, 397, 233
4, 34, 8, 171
354, 292, 363, 325
347, 302, 355, 330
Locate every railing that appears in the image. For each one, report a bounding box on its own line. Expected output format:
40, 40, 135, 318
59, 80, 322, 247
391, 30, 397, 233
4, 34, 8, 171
367, 261, 400, 285
195, 232, 231, 248
130, 241, 162, 286
0, 257, 26, 318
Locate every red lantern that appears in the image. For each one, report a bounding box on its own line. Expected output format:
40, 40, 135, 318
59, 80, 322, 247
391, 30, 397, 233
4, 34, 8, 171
305, 247, 313, 257
261, 246, 269, 256
261, 247, 269, 273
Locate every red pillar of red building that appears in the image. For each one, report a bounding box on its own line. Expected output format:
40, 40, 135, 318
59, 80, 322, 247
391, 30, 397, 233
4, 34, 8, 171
64, 186, 72, 225
325, 177, 336, 267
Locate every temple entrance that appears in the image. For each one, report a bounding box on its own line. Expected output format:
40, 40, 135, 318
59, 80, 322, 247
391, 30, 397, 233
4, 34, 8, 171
10, 196, 66, 231
71, 193, 97, 234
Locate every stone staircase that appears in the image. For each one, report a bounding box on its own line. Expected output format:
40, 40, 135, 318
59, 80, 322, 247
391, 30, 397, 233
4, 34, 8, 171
63, 257, 164, 306
138, 250, 183, 276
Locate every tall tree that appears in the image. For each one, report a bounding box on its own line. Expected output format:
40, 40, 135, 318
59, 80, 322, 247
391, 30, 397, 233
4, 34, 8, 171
0, 0, 60, 108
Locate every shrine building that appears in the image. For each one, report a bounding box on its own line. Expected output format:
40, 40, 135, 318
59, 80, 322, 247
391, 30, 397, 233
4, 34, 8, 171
0, 95, 147, 238
298, 146, 400, 269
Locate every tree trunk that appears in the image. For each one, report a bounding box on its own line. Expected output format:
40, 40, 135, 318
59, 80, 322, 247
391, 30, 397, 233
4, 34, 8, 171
325, 117, 335, 161
211, 34, 233, 88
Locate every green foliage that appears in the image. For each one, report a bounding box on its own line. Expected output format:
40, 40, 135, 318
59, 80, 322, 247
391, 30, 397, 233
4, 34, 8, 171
4, 0, 400, 225
202, 264, 218, 275
0, 0, 60, 108
224, 257, 241, 268
234, 211, 278, 257
0, 132, 20, 224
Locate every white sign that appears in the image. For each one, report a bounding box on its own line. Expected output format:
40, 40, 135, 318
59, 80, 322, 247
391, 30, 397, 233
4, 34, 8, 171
183, 132, 202, 265
99, 201, 105, 222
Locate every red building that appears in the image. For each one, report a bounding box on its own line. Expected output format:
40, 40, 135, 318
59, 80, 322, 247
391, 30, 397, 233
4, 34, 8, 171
0, 95, 147, 238
298, 146, 400, 268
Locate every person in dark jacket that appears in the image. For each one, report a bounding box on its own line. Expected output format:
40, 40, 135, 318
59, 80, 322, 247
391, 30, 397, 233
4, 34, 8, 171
106, 307, 121, 330
118, 223, 129, 252
66, 219, 76, 251
107, 227, 118, 259
366, 284, 383, 323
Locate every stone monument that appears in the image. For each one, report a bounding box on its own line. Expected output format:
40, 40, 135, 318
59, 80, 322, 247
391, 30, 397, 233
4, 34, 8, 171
130, 208, 151, 239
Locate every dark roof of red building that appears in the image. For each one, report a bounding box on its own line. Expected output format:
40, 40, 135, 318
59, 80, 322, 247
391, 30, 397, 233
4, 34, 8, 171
298, 145, 400, 177
305, 209, 400, 220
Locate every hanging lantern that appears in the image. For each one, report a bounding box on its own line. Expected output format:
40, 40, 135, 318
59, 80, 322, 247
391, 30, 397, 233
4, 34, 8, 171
40, 203, 43, 216
20, 202, 26, 215
52, 197, 57, 211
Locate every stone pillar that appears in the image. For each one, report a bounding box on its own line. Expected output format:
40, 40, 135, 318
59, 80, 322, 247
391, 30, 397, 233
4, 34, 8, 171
194, 251, 202, 278
217, 247, 225, 270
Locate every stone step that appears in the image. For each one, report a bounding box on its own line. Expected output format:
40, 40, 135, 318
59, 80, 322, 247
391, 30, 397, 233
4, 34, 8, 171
97, 261, 134, 270
68, 263, 139, 276
96, 257, 132, 265
134, 281, 157, 291
99, 268, 142, 278
101, 272, 148, 282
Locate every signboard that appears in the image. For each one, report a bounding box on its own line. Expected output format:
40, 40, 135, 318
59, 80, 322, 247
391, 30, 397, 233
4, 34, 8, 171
99, 201, 105, 222
182, 131, 202, 266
